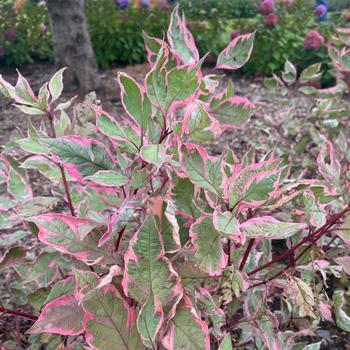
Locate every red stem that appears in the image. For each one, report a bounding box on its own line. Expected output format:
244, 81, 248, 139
239, 209, 255, 271
227, 239, 231, 267
239, 238, 255, 272
0, 306, 37, 322
115, 226, 127, 252
247, 206, 350, 277
47, 110, 75, 217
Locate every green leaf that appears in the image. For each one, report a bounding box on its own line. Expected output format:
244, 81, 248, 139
219, 334, 233, 350
44, 136, 115, 179
118, 72, 151, 133
96, 112, 140, 152
240, 217, 306, 240
21, 156, 62, 184
82, 286, 143, 350
49, 68, 66, 102
333, 290, 350, 332
167, 66, 199, 106
28, 213, 114, 265
85, 170, 128, 187
190, 216, 226, 275
140, 144, 167, 166
212, 96, 255, 127
163, 298, 210, 350
167, 5, 199, 65
213, 210, 240, 237
282, 60, 297, 85
216, 32, 255, 70
123, 214, 182, 344
8, 167, 32, 202
182, 145, 223, 196
14, 104, 45, 116
17, 138, 49, 155
54, 110, 71, 137
0, 246, 26, 269
28, 295, 84, 336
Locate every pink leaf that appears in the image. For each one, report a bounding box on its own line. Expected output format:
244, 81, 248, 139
28, 295, 84, 336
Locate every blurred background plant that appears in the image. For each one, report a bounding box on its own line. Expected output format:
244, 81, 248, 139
0, 0, 349, 73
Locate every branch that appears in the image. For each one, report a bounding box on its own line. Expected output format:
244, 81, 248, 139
247, 206, 350, 277
46, 110, 76, 217
0, 306, 37, 322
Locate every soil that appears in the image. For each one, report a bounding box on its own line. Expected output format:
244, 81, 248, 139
0, 62, 350, 349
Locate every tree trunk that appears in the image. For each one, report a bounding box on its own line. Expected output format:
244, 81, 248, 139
45, 0, 100, 92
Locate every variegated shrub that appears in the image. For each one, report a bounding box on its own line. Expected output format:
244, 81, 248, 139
1, 6, 350, 350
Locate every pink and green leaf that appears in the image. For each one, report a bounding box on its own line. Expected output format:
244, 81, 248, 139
82, 285, 143, 350
190, 216, 227, 276
216, 32, 255, 70
28, 295, 84, 336
167, 5, 199, 65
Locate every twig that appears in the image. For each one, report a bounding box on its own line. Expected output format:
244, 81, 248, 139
0, 306, 37, 322
46, 110, 75, 217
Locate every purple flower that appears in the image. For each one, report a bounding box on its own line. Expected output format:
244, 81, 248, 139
304, 30, 325, 50
3, 28, 17, 42
264, 13, 278, 26
117, 0, 129, 10
39, 23, 47, 33
259, 0, 275, 14
315, 4, 327, 17
140, 0, 151, 8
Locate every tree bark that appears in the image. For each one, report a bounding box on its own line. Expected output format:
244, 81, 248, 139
45, 0, 100, 92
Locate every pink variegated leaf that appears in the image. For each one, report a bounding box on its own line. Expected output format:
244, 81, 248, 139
140, 144, 169, 167
0, 70, 39, 106
122, 214, 183, 345
0, 246, 26, 269
333, 290, 350, 332
240, 217, 306, 240
162, 296, 210, 350
98, 206, 135, 247
167, 5, 199, 65
216, 32, 255, 70
334, 215, 350, 247
95, 109, 141, 153
304, 190, 326, 227
319, 300, 333, 322
190, 215, 227, 276
7, 166, 33, 202
15, 70, 39, 106
28, 295, 84, 336
43, 136, 116, 181
225, 158, 280, 209
27, 213, 114, 265
317, 140, 342, 189
82, 285, 143, 350
181, 143, 223, 196
213, 208, 241, 241
183, 100, 222, 142
48, 67, 66, 102
195, 288, 225, 339
220, 266, 249, 304
118, 72, 152, 133
334, 256, 350, 275
143, 32, 166, 66
211, 96, 255, 128
15, 252, 62, 288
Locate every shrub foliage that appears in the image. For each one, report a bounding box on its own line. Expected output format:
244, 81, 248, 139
1, 6, 350, 349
